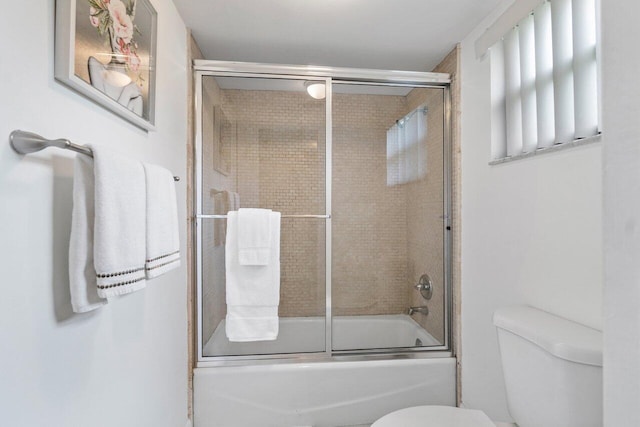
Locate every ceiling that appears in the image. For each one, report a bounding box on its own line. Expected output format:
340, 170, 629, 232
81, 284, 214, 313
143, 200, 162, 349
172, 0, 503, 72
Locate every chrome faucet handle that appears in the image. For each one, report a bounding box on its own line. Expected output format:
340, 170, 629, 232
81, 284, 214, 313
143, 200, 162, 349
414, 274, 433, 300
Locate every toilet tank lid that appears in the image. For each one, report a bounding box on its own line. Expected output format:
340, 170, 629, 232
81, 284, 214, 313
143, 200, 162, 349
493, 306, 602, 367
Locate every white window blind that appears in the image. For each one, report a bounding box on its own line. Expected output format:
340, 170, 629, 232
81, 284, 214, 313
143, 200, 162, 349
386, 106, 428, 186
504, 26, 524, 156
572, 0, 598, 138
490, 0, 599, 160
534, 1, 556, 148
490, 40, 507, 159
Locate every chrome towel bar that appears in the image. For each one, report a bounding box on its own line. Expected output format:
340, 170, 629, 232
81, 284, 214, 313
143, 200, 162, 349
9, 130, 180, 182
197, 214, 331, 219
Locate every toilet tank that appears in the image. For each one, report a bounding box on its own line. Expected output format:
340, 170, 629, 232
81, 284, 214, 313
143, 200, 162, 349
493, 306, 602, 427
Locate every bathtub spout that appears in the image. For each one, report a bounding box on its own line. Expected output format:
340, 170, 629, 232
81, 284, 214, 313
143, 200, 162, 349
408, 306, 429, 316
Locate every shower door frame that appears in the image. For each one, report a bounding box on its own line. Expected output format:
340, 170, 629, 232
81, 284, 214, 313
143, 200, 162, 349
193, 60, 453, 367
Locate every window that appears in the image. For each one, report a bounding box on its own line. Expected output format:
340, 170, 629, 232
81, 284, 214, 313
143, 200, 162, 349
489, 0, 599, 161
386, 105, 428, 186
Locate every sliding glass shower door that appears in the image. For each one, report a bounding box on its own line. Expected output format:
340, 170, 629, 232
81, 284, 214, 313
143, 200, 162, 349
194, 62, 451, 363
331, 82, 448, 351
197, 75, 329, 357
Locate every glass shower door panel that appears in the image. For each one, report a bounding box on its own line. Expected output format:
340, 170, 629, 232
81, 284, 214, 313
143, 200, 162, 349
331, 83, 447, 351
200, 75, 327, 357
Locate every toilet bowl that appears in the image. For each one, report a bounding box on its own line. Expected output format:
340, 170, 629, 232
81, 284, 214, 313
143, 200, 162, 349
371, 405, 495, 427
371, 306, 603, 427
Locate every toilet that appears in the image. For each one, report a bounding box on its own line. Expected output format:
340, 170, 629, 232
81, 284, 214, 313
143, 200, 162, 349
372, 405, 495, 427
372, 305, 603, 427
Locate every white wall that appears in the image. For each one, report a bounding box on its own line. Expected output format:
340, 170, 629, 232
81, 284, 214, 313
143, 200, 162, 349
601, 0, 640, 425
459, 0, 603, 421
0, 2, 189, 426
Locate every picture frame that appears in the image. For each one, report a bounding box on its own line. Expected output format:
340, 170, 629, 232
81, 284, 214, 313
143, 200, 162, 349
55, 0, 158, 131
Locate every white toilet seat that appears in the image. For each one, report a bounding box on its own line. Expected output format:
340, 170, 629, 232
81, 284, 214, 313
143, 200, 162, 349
371, 405, 495, 427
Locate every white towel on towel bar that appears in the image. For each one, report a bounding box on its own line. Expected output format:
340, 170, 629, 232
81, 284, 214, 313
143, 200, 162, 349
69, 155, 107, 313
237, 208, 273, 265
143, 163, 181, 278
91, 145, 147, 298
225, 210, 281, 341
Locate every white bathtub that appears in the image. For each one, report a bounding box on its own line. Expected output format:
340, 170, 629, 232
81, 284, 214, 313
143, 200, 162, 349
195, 315, 455, 427
204, 314, 441, 356
194, 357, 455, 427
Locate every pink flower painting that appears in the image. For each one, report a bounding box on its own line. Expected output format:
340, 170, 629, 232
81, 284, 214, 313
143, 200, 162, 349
88, 0, 142, 79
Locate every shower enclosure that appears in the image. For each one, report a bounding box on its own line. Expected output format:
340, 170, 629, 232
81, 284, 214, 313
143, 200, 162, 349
194, 61, 452, 364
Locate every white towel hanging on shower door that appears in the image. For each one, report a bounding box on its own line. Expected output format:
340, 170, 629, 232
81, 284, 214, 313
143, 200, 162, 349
225, 210, 281, 341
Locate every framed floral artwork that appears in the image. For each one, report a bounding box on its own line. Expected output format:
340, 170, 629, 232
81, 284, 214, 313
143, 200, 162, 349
55, 0, 157, 131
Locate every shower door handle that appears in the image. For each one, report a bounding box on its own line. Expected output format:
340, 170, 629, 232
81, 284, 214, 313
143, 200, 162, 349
196, 214, 331, 219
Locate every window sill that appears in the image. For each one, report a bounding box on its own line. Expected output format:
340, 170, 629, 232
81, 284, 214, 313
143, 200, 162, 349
489, 133, 602, 165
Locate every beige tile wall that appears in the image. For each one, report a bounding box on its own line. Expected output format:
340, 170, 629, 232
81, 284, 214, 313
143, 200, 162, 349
201, 76, 234, 343
405, 88, 446, 344
332, 92, 409, 315
222, 89, 328, 318
186, 31, 202, 421
433, 46, 462, 404
404, 47, 460, 348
